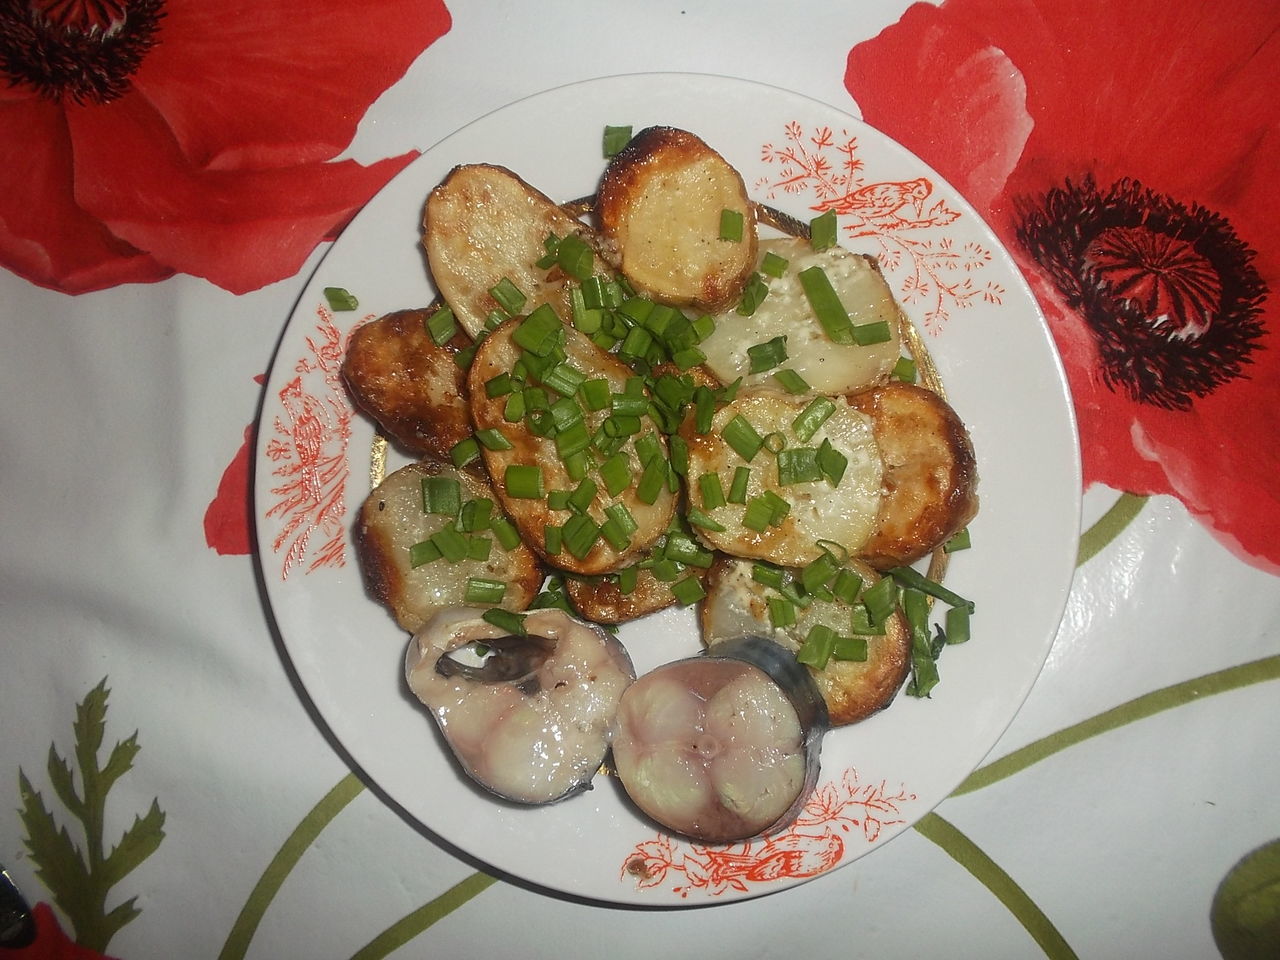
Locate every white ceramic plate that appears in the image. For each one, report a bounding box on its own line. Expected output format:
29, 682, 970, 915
255, 73, 1080, 905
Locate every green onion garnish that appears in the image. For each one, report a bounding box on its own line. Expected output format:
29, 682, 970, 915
604, 502, 638, 536
801, 550, 841, 594
430, 526, 469, 563
691, 313, 716, 341
719, 208, 745, 242
546, 489, 571, 511
747, 335, 788, 374
944, 528, 972, 553
833, 635, 869, 661
893, 356, 917, 382
742, 496, 775, 532
852, 320, 893, 346
503, 391, 526, 422
323, 287, 358, 311
426, 305, 457, 345
464, 578, 506, 605
568, 478, 597, 514
544, 523, 563, 555
475, 427, 513, 451
887, 566, 974, 613
768, 596, 796, 629
761, 251, 789, 278
728, 466, 751, 504
792, 396, 836, 442
422, 475, 461, 515
580, 377, 611, 412
762, 490, 791, 526
772, 369, 810, 395
671, 346, 708, 371
831, 567, 864, 605
798, 265, 854, 344
698, 472, 726, 510
777, 447, 823, 486
562, 514, 601, 559
736, 272, 769, 317
816, 438, 848, 487
488, 277, 526, 316
809, 210, 838, 251
555, 234, 594, 281
610, 393, 648, 418
603, 124, 632, 157
671, 575, 707, 606
459, 498, 493, 532
482, 608, 527, 635
599, 453, 631, 497
449, 437, 480, 468
513, 304, 563, 356
542, 362, 585, 398
618, 565, 639, 595
636, 457, 667, 504
946, 605, 971, 644
903, 588, 940, 698
751, 562, 786, 590
504, 464, 543, 499
408, 540, 441, 568
722, 414, 765, 462
554, 420, 592, 460
685, 506, 726, 532
668, 435, 689, 477
485, 372, 515, 398
797, 623, 838, 669
490, 517, 521, 551
600, 517, 631, 551
861, 575, 898, 626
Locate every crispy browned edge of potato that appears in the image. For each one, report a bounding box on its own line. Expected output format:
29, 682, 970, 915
700, 555, 911, 726
465, 316, 675, 577
564, 557, 710, 625
340, 306, 475, 462
596, 126, 757, 311
355, 460, 544, 633
847, 381, 979, 569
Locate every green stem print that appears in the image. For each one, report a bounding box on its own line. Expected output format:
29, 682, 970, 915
17, 678, 166, 952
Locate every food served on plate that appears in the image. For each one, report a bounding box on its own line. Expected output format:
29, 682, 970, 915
405, 606, 635, 804
342, 125, 978, 839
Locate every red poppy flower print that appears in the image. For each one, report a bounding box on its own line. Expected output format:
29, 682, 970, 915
0, 0, 452, 294
845, 0, 1280, 572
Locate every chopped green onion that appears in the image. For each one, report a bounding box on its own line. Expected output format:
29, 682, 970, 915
430, 526, 469, 563
792, 395, 836, 442
464, 577, 506, 605
946, 605, 971, 644
698, 472, 726, 510
691, 313, 716, 341
742, 496, 775, 532
852, 320, 893, 346
772, 369, 810, 394
636, 457, 667, 504
503, 391, 526, 422
777, 447, 823, 486
849, 602, 887, 636
600, 517, 631, 551
728, 466, 751, 504
751, 562, 786, 590
542, 362, 585, 398
736, 273, 769, 317
761, 490, 791, 525
323, 286, 358, 311
482, 608, 527, 635
801, 550, 841, 594
475, 427, 513, 451
831, 568, 864, 605
554, 420, 592, 460
485, 372, 515, 398
546, 489, 571, 511
580, 377, 611, 412
602, 124, 632, 157
903, 587, 940, 697
761, 251, 789, 278
599, 453, 631, 497
649, 558, 683, 582
861, 575, 898, 626
798, 265, 854, 344
568, 478, 598, 514
459, 498, 493, 532
513, 304, 563, 356
422, 475, 461, 515
504, 464, 543, 499
797, 623, 838, 669
555, 234, 594, 281
449, 437, 480, 468
833, 635, 869, 661
944, 528, 972, 553
671, 346, 708, 371
722, 414, 765, 462
604, 502, 638, 536
664, 534, 712, 568
887, 566, 975, 613
768, 596, 796, 629
618, 565, 639, 595
544, 523, 563, 555
668, 435, 689, 477
810, 210, 838, 251
490, 517, 521, 551
408, 539, 441, 568
633, 433, 662, 466
747, 335, 788, 374
671, 575, 707, 606
488, 277, 526, 316
618, 325, 655, 362
562, 514, 601, 559
610, 393, 649, 418
719, 208, 745, 242
453, 345, 477, 369
426, 305, 457, 345
817, 438, 848, 487
893, 356, 917, 382
685, 506, 726, 532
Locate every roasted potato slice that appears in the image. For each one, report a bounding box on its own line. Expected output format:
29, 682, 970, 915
357, 461, 543, 633
341, 306, 473, 460
467, 316, 676, 575
597, 126, 757, 311
847, 382, 978, 568
564, 563, 707, 625
700, 555, 910, 726
699, 238, 904, 396
680, 388, 883, 567
424, 164, 610, 339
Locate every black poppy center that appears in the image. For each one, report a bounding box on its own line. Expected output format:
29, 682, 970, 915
1016, 176, 1267, 410
0, 0, 166, 105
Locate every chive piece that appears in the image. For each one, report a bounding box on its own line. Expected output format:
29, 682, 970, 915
946, 604, 971, 645
691, 313, 716, 342
810, 210, 838, 251
887, 566, 975, 613
671, 575, 707, 606
468, 534, 492, 561
742, 496, 774, 532
542, 363, 586, 398
792, 396, 837, 443
422, 475, 461, 515
736, 273, 769, 317
562, 514, 601, 559
556, 234, 594, 282
801, 551, 841, 594
777, 447, 823, 486
668, 435, 689, 477
761, 251, 789, 278
664, 534, 707, 567
618, 565, 639, 595
751, 562, 786, 590
762, 490, 791, 526
670, 346, 706, 371
430, 526, 469, 563
633, 433, 662, 466
603, 124, 632, 157
489, 277, 527, 316
449, 436, 480, 468
817, 438, 848, 487
747, 335, 788, 374
635, 457, 667, 504
773, 369, 810, 395
503, 391, 526, 423
798, 265, 854, 344
482, 608, 527, 635
475, 427, 513, 451
555, 420, 592, 460
688, 386, 714, 435
797, 623, 838, 669
504, 464, 543, 499
568, 478, 598, 514
698, 472, 726, 510
852, 320, 893, 346
544, 523, 563, 555
649, 558, 683, 582
768, 596, 796, 629
893, 355, 917, 382
861, 575, 898, 626
600, 517, 631, 551
512, 304, 563, 356
464, 578, 506, 605
618, 325, 654, 362
719, 208, 745, 242
459, 498, 493, 532
831, 567, 864, 605
604, 502, 638, 536
944, 528, 972, 553
408, 540, 441, 568
485, 372, 515, 398
580, 378, 611, 411
722, 414, 765, 462
323, 286, 358, 311
833, 635, 869, 662
546, 489, 571, 511
453, 345, 477, 369
903, 587, 940, 697
727, 466, 750, 504
685, 506, 726, 532
850, 602, 887, 636
490, 517, 521, 551
426, 305, 457, 345
599, 453, 631, 497
610, 393, 649, 418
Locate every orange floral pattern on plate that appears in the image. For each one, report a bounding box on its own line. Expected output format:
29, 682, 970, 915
621, 769, 917, 897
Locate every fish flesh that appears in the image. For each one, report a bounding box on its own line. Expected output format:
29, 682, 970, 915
405, 606, 636, 804
611, 636, 827, 843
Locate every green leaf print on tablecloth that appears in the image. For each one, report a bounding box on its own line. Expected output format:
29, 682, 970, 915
17, 678, 166, 952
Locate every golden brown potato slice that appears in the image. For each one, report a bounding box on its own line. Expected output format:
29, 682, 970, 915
423, 164, 610, 340
357, 461, 543, 634
680, 389, 883, 567
847, 381, 978, 568
597, 126, 757, 311
466, 316, 676, 576
700, 555, 910, 726
564, 562, 707, 625
341, 306, 473, 460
